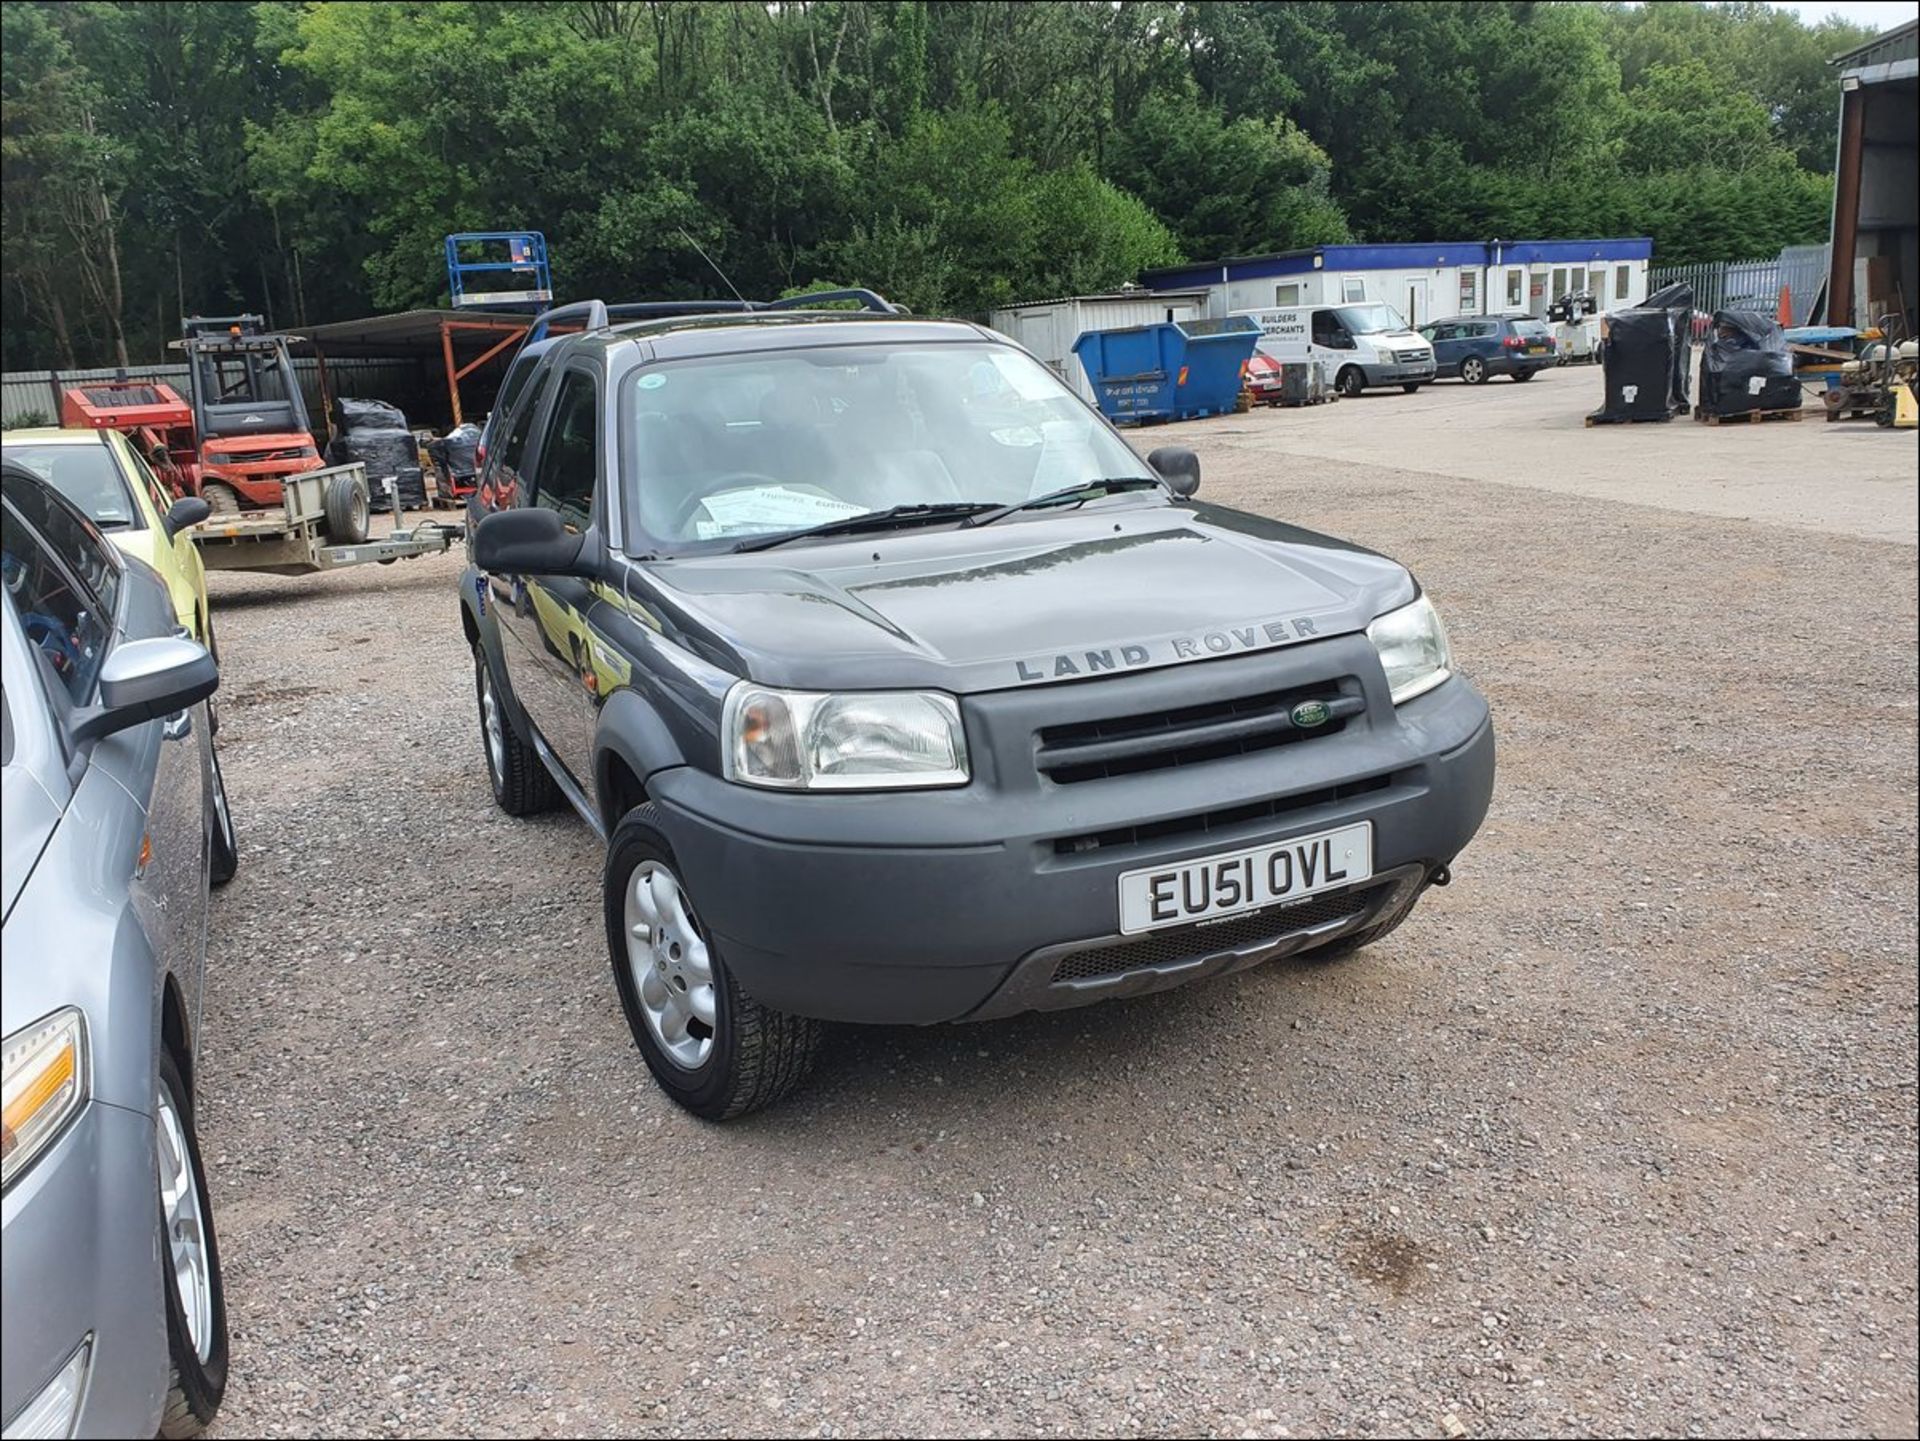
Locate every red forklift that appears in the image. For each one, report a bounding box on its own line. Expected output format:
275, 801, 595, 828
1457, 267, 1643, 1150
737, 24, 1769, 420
179, 314, 326, 514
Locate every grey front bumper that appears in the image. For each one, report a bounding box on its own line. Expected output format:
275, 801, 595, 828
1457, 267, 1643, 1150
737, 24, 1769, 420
652, 646, 1494, 1026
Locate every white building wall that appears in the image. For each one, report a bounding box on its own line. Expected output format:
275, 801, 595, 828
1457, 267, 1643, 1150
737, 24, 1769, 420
1203, 256, 1652, 327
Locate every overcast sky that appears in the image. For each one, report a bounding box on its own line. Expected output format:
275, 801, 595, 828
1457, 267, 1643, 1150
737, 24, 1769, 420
1769, 0, 1916, 28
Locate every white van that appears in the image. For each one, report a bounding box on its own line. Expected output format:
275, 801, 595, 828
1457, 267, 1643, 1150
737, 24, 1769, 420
1234, 303, 1436, 396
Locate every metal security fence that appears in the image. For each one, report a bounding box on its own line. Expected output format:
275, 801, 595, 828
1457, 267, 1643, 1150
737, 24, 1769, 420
2, 357, 434, 430
1650, 245, 1829, 324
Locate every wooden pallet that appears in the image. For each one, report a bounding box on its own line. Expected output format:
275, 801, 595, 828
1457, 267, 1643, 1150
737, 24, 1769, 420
1693, 405, 1804, 425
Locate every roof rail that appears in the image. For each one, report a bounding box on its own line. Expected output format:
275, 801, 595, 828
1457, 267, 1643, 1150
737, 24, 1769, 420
524, 299, 609, 346
762, 288, 900, 314
509, 288, 903, 364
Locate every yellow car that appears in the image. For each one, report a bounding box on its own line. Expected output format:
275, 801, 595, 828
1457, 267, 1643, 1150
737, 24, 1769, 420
0, 426, 216, 653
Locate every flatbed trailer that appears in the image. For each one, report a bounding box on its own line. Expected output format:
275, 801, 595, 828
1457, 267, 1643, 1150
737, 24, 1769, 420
189, 464, 463, 576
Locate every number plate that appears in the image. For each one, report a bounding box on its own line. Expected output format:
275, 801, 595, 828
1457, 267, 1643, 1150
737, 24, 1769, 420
1117, 822, 1374, 935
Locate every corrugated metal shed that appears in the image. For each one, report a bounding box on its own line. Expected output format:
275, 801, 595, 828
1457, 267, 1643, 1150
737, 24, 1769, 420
1833, 19, 1918, 71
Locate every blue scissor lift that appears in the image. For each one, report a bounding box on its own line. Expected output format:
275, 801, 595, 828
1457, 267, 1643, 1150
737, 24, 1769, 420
444, 231, 553, 310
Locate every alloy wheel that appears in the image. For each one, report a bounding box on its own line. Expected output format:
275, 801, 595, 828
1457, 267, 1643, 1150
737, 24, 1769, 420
624, 861, 717, 1070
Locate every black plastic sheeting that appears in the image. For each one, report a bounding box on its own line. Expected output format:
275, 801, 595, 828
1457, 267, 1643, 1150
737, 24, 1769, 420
1591, 309, 1685, 422
324, 395, 425, 509
1699, 310, 1801, 417
427, 421, 482, 481
1589, 282, 1694, 423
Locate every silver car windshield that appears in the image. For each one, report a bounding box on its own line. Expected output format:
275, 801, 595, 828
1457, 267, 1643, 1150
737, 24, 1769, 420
1, 443, 141, 531
619, 343, 1153, 547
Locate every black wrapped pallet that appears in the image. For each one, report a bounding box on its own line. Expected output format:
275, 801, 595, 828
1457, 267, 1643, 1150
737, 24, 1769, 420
1589, 308, 1680, 423
1699, 310, 1801, 417
1644, 281, 1695, 412
324, 395, 428, 509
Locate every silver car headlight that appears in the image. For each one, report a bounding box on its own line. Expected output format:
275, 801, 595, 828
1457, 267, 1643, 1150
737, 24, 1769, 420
2, 1008, 89, 1189
1367, 594, 1452, 705
722, 684, 970, 790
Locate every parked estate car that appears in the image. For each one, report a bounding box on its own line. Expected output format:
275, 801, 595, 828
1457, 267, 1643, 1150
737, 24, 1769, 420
459, 294, 1494, 1120
1, 428, 216, 653
2, 465, 237, 1439
1419, 314, 1555, 384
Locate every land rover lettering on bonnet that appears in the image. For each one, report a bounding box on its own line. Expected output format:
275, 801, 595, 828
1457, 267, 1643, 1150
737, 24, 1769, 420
460, 291, 1494, 1118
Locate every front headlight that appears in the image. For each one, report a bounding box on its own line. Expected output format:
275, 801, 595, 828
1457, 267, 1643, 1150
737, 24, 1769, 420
2, 1008, 89, 1189
723, 684, 969, 790
1367, 593, 1452, 705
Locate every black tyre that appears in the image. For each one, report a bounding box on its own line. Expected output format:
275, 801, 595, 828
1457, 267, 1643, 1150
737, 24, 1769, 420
155, 1050, 229, 1438
1402, 382, 1422, 393
208, 744, 237, 887
1336, 366, 1365, 398
1511, 368, 1536, 382
322, 473, 371, 544
1308, 883, 1424, 963
474, 646, 560, 816
605, 804, 822, 1120
200, 482, 240, 516
1460, 355, 1488, 385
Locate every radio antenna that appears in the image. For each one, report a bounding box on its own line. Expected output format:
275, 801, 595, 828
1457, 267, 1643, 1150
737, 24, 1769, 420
677, 227, 748, 305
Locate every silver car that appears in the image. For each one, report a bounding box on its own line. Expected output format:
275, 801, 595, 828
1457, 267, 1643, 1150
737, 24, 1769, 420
2, 465, 238, 1439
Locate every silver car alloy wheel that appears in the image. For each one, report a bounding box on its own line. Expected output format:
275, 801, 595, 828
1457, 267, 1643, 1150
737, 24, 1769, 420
156, 1085, 213, 1362
624, 861, 717, 1070
479, 663, 506, 781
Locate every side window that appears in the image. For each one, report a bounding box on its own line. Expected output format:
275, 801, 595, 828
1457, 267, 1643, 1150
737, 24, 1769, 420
1310, 309, 1338, 345
1, 475, 121, 625
489, 352, 540, 444
1, 497, 114, 705
480, 366, 548, 512
529, 372, 599, 532
1615, 264, 1631, 301
1274, 282, 1301, 306
1506, 269, 1524, 308
1340, 277, 1366, 303
125, 445, 174, 519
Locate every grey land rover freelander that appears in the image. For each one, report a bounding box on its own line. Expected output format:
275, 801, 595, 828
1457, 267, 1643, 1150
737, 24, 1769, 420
459, 292, 1495, 1118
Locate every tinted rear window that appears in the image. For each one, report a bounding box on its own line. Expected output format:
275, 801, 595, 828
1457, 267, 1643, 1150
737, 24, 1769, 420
1512, 320, 1551, 337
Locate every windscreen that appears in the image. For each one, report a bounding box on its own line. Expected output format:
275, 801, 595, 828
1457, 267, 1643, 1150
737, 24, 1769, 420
0, 442, 141, 530
1333, 304, 1408, 335
620, 342, 1153, 547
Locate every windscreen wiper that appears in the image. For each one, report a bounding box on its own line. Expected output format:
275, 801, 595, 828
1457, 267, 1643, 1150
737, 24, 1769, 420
730, 501, 994, 554
962, 476, 1164, 529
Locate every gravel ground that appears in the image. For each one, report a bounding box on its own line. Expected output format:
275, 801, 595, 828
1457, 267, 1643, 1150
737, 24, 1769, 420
199, 382, 1918, 1439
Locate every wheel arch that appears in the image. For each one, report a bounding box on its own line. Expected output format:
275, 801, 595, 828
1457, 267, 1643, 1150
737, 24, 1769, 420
594, 688, 689, 832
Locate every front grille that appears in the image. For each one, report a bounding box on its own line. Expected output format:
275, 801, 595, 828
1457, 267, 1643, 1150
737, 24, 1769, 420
1051, 773, 1394, 857
1036, 679, 1358, 785
1049, 885, 1376, 984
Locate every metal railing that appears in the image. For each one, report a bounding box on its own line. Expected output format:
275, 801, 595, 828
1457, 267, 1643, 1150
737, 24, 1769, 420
2, 358, 428, 430
1650, 245, 1829, 324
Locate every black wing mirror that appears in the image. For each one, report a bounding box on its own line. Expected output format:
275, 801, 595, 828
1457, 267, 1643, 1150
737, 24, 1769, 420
473, 506, 587, 576
1147, 446, 1201, 499
162, 495, 210, 540
70, 636, 219, 744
